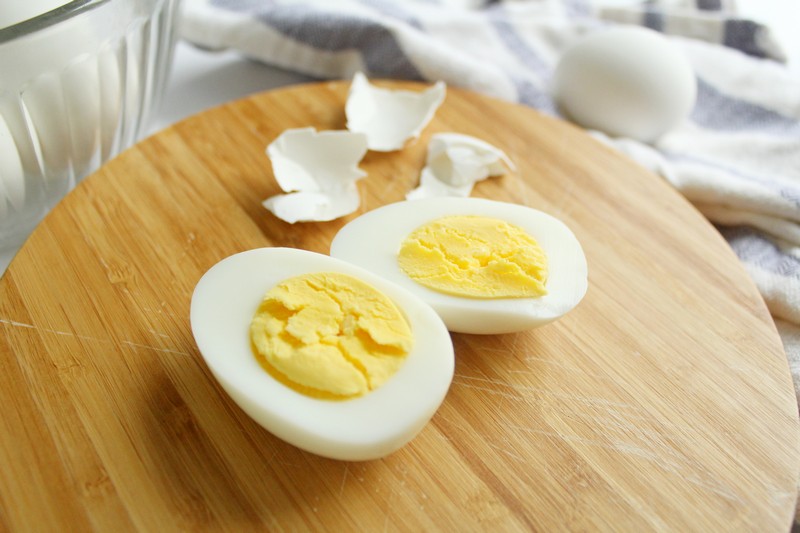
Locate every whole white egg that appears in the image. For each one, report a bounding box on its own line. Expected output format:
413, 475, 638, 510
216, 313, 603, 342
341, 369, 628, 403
190, 247, 454, 461
329, 198, 588, 334
552, 26, 696, 143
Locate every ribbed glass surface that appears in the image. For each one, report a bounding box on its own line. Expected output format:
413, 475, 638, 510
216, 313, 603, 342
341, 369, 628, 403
0, 0, 180, 251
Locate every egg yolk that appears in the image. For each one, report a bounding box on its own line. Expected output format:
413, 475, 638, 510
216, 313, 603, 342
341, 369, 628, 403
397, 215, 548, 298
250, 272, 413, 399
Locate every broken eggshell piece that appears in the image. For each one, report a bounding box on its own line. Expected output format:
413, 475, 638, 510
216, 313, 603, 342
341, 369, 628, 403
407, 133, 515, 200
263, 127, 368, 223
345, 72, 446, 152
262, 184, 360, 224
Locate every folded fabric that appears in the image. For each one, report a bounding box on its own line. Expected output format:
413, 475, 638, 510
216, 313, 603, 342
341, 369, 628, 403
180, 0, 800, 402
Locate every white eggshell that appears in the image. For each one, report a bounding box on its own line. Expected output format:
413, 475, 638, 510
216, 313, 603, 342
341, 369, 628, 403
267, 127, 368, 192
407, 133, 515, 200
262, 184, 361, 224
426, 133, 515, 187
190, 247, 454, 461
345, 72, 446, 152
553, 26, 696, 143
330, 198, 588, 334
264, 128, 368, 223
406, 167, 474, 201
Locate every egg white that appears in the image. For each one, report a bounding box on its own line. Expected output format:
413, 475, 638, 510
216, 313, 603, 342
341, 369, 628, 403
190, 247, 454, 461
329, 198, 588, 334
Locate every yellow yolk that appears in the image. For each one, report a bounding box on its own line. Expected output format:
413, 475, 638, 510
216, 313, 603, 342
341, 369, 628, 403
397, 215, 548, 298
250, 272, 413, 399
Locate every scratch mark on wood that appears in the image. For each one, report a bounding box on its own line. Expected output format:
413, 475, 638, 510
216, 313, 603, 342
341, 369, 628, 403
453, 374, 637, 409
0, 318, 111, 344
479, 345, 515, 357
148, 329, 170, 339
0, 318, 35, 329
2, 318, 194, 360
450, 379, 538, 405
487, 441, 525, 463
176, 232, 197, 262
509, 423, 743, 504
140, 305, 182, 320
518, 355, 612, 381
121, 341, 190, 357
339, 464, 349, 497
595, 409, 692, 436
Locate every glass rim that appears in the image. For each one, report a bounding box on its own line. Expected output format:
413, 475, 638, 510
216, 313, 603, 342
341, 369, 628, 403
0, 0, 111, 44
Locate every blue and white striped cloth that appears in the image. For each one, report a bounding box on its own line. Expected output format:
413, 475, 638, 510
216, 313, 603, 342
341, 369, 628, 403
180, 0, 800, 401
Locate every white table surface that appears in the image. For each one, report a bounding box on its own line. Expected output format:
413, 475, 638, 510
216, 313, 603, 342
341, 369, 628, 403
1, 2, 797, 275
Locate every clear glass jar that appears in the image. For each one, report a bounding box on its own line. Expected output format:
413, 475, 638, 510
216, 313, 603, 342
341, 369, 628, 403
0, 0, 180, 252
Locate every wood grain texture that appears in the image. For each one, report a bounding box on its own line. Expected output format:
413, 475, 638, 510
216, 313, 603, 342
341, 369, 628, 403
0, 80, 797, 531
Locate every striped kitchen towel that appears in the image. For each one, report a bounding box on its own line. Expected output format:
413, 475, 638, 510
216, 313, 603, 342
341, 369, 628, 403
180, 0, 800, 401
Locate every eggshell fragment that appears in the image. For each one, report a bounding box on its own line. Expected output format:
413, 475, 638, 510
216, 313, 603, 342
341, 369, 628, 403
407, 133, 515, 200
345, 72, 446, 152
263, 128, 368, 223
262, 184, 360, 224
190, 247, 455, 461
406, 168, 474, 201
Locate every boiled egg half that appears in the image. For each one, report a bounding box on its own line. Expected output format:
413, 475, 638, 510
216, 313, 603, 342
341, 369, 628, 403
330, 198, 588, 334
190, 247, 454, 461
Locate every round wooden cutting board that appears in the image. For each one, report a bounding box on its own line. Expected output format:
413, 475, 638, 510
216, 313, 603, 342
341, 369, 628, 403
0, 80, 797, 531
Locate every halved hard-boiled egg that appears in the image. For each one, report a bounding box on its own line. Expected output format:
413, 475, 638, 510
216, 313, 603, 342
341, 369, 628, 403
330, 198, 588, 334
190, 247, 454, 461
